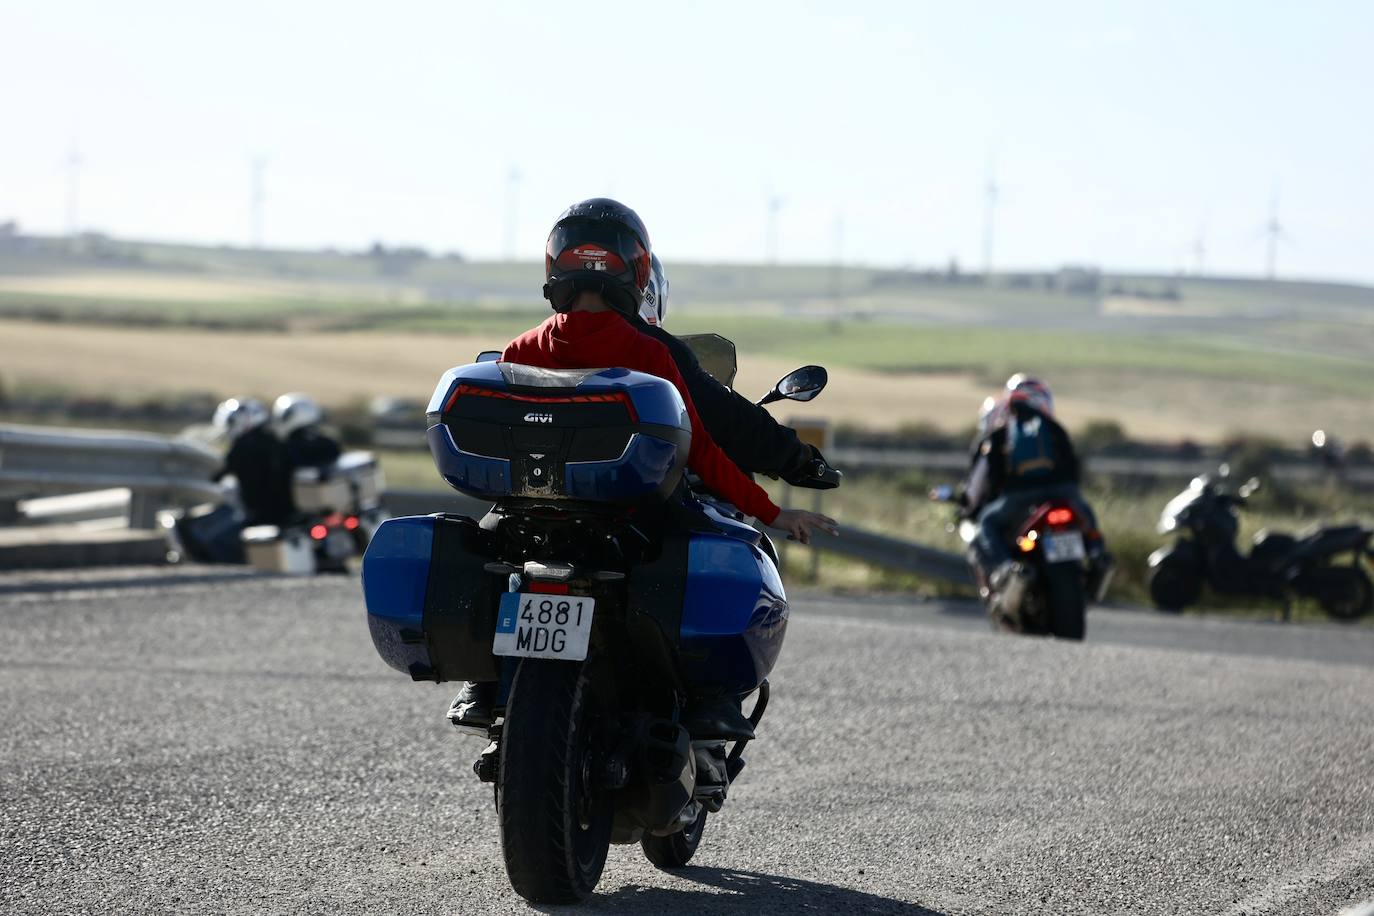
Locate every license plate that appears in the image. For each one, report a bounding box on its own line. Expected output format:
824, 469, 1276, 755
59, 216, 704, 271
1042, 531, 1086, 563
492, 592, 595, 661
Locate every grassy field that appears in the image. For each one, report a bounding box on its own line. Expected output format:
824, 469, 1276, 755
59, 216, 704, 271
3, 234, 1371, 446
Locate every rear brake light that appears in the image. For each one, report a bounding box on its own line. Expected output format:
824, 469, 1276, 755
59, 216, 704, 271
343, 516, 360, 531
527, 581, 570, 594
444, 384, 639, 421
310, 524, 328, 540
1046, 507, 1075, 526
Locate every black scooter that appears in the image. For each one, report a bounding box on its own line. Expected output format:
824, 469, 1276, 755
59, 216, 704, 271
1147, 470, 1372, 619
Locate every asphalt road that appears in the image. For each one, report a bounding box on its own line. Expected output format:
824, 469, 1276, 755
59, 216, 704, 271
2, 568, 1372, 915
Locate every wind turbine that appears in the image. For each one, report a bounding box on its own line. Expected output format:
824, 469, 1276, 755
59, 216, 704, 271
765, 194, 782, 264
64, 142, 82, 238
982, 154, 997, 278
504, 166, 521, 260
1261, 183, 1292, 281
250, 157, 266, 249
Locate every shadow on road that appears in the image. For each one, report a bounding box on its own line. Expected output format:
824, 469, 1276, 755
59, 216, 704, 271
576, 867, 948, 915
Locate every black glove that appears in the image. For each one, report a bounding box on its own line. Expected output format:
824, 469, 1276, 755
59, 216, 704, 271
783, 446, 842, 489
780, 445, 823, 485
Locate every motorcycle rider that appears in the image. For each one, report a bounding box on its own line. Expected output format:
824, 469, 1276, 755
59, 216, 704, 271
211, 397, 293, 526
449, 198, 838, 739
634, 253, 829, 484
272, 393, 342, 474
972, 375, 1099, 589
951, 392, 1008, 519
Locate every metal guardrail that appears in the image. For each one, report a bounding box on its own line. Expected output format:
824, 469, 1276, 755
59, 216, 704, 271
811, 523, 973, 585
0, 424, 222, 527
829, 446, 1374, 486
383, 488, 973, 586
7, 476, 973, 583
369, 434, 1374, 487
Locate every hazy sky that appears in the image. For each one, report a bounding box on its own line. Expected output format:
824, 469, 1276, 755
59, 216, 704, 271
2, 1, 1371, 281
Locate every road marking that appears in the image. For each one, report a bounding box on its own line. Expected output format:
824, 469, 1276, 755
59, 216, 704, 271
1223, 831, 1374, 915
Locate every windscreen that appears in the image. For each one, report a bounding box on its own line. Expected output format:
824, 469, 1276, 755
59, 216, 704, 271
678, 334, 738, 389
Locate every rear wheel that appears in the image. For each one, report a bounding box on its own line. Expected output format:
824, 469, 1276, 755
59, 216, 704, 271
1148, 554, 1203, 613
497, 658, 613, 904
1044, 565, 1086, 640
1317, 566, 1373, 620
641, 805, 707, 869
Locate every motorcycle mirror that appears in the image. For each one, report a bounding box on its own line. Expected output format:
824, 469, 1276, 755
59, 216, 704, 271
475, 350, 501, 363
759, 365, 828, 406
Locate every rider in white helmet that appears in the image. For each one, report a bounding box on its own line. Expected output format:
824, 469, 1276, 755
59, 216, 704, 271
211, 397, 293, 525
639, 253, 669, 327
273, 393, 341, 473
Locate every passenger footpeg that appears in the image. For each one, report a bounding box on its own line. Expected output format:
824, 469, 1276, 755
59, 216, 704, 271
473, 741, 500, 783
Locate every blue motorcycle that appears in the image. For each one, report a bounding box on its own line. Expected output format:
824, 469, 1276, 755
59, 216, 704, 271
361, 348, 838, 903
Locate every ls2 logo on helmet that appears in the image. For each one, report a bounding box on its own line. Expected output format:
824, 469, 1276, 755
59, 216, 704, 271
523, 412, 554, 424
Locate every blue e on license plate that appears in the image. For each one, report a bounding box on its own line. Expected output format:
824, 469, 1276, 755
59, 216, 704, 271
493, 592, 595, 661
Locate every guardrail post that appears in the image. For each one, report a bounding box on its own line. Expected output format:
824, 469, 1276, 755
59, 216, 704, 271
127, 490, 159, 529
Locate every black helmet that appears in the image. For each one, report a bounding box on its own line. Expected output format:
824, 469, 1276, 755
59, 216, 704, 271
542, 198, 652, 317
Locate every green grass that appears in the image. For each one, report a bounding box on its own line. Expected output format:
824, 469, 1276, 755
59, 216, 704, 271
761, 468, 1374, 617
670, 313, 1374, 396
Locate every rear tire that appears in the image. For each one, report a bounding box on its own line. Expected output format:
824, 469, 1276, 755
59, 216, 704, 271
498, 658, 613, 904
1148, 554, 1203, 613
641, 806, 707, 869
1318, 566, 1373, 620
1045, 566, 1086, 640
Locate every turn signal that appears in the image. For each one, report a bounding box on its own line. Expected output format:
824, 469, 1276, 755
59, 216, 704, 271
1017, 532, 1038, 553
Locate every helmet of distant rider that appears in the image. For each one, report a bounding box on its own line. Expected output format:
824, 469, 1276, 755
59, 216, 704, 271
272, 392, 324, 436
977, 394, 1007, 436
639, 252, 669, 326
212, 397, 268, 442
1004, 373, 1054, 416
542, 197, 652, 319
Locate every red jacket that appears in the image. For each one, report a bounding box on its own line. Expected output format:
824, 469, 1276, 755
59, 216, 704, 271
502, 310, 780, 524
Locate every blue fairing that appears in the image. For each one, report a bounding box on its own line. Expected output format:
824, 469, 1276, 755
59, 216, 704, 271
362, 515, 435, 676
427, 423, 511, 495
679, 531, 788, 695
565, 434, 680, 502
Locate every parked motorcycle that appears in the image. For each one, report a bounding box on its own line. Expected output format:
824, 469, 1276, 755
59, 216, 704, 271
1148, 470, 1372, 619
362, 350, 839, 903
161, 451, 385, 573
931, 487, 1110, 639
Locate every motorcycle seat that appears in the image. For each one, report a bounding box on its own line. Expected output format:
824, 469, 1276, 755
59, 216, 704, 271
1293, 524, 1370, 556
